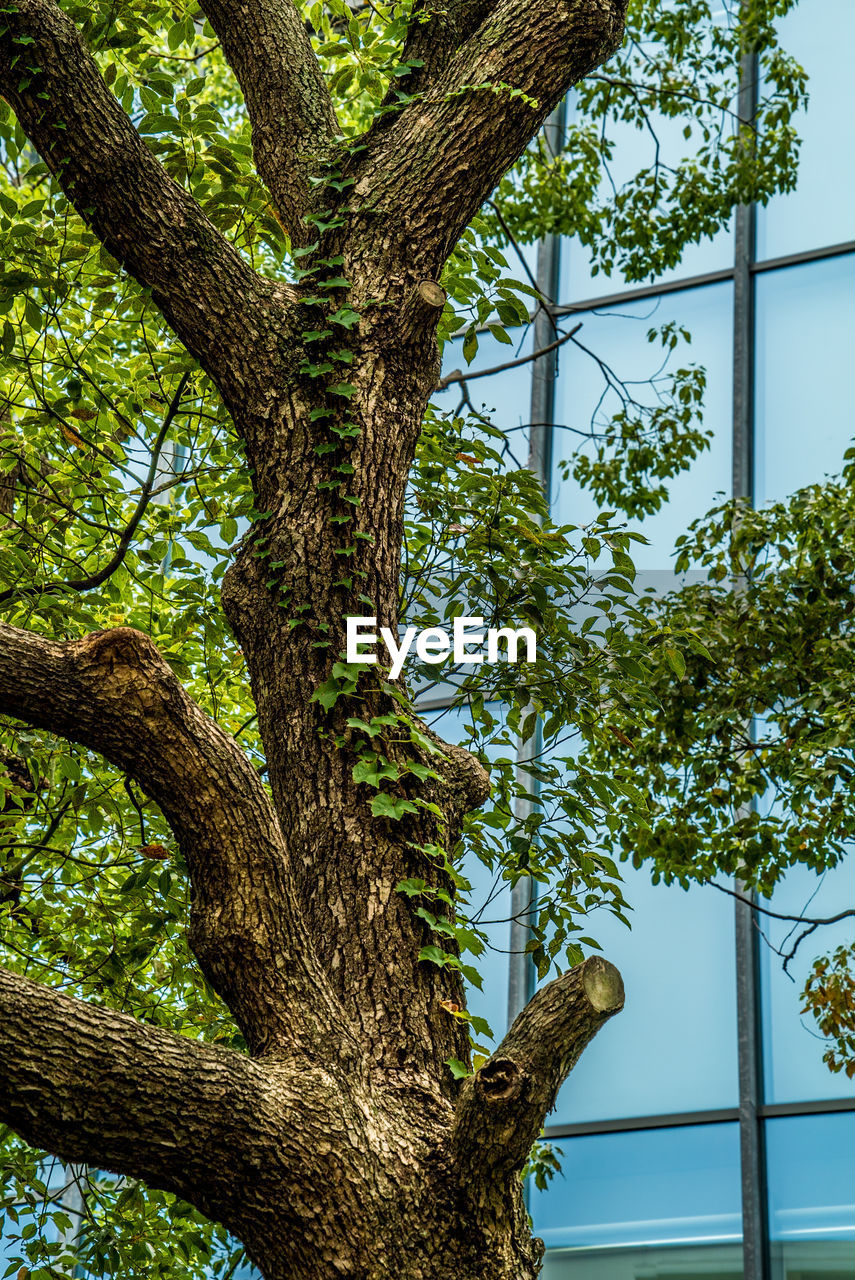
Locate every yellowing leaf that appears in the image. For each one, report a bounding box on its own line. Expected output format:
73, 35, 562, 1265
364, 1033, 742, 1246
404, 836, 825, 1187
60, 422, 86, 448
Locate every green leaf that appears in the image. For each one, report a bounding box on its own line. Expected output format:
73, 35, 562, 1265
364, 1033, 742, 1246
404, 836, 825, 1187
396, 877, 427, 897
664, 645, 686, 679
462, 328, 478, 364
310, 679, 342, 712
370, 792, 417, 820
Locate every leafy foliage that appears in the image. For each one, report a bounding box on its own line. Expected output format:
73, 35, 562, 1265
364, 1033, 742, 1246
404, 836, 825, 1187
561, 321, 709, 518
579, 460, 855, 1070
490, 0, 807, 282
405, 405, 666, 979
583, 467, 855, 893
803, 944, 855, 1079
0, 1134, 251, 1279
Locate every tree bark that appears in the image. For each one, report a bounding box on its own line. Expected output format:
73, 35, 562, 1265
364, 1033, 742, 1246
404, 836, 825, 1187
0, 0, 630, 1272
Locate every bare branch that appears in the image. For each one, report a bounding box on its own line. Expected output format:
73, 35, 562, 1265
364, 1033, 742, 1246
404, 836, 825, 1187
197, 0, 338, 243
436, 324, 582, 392
485, 199, 544, 299
709, 879, 855, 931
0, 373, 191, 605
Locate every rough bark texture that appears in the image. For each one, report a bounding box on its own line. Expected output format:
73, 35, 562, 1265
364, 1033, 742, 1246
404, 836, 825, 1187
0, 0, 629, 1274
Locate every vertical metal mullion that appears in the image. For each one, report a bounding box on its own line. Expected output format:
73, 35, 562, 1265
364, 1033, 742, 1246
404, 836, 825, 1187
526, 100, 565, 503
507, 100, 565, 1028
733, 168, 755, 500
736, 890, 770, 1280
733, 30, 771, 1280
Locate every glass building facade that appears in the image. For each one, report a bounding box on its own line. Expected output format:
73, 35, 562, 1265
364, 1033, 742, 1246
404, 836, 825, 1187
431, 2, 855, 1277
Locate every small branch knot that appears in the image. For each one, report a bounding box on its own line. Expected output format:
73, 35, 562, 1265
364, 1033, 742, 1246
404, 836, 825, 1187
475, 1057, 525, 1104
440, 740, 491, 813
76, 626, 161, 672
415, 279, 446, 309
399, 279, 448, 346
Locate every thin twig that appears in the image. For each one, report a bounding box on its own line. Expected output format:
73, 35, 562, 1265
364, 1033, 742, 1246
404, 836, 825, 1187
435, 324, 582, 392
0, 372, 191, 604
707, 879, 855, 930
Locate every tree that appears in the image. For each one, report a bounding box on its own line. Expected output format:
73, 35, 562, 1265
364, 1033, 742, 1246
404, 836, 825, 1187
0, 0, 807, 1277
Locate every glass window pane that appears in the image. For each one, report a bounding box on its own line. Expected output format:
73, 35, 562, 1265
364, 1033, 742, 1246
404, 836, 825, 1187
756, 0, 855, 262
531, 1124, 742, 1250
460, 849, 510, 1046
561, 221, 733, 305
759, 856, 855, 1106
547, 282, 737, 1121
505, 235, 540, 286
542, 1242, 743, 1280
754, 256, 855, 506
547, 862, 738, 1124
767, 1113, 855, 1280
433, 325, 533, 466
558, 97, 733, 302
551, 283, 733, 574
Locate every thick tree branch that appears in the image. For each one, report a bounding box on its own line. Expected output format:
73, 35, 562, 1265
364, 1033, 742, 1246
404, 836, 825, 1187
351, 0, 627, 272
0, 0, 283, 381
0, 966, 378, 1275
382, 0, 503, 102
0, 623, 357, 1062
0, 965, 266, 1201
364, 0, 523, 106
452, 956, 624, 1183
197, 0, 338, 243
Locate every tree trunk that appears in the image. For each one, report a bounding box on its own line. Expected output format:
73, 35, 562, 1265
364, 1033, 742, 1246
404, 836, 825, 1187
0, 0, 630, 1273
